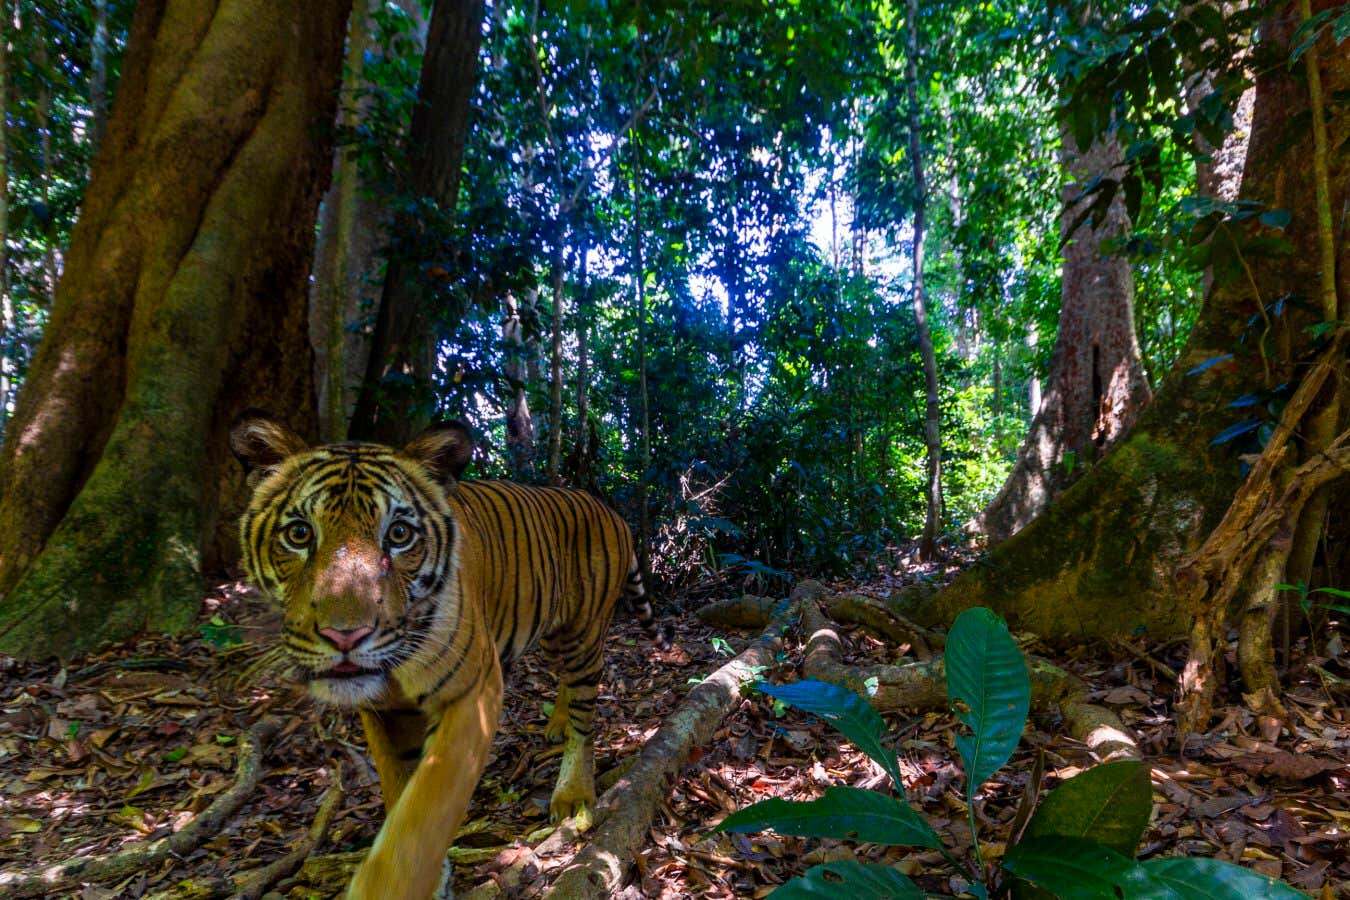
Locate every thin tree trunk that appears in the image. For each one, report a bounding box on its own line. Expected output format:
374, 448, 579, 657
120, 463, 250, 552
0, 0, 9, 430
309, 0, 395, 442
503, 291, 536, 478
349, 0, 485, 445
36, 38, 56, 305
919, 4, 1348, 641
972, 131, 1151, 543
546, 240, 566, 484
91, 0, 109, 150
574, 230, 591, 468
904, 0, 943, 561
0, 0, 351, 659
632, 136, 652, 582
992, 351, 1003, 448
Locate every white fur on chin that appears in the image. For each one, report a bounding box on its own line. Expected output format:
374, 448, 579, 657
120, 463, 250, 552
308, 674, 386, 706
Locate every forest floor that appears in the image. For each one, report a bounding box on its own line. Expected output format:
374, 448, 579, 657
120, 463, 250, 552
0, 565, 1347, 898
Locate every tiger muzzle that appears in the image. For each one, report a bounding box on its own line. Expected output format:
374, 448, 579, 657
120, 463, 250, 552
311, 539, 392, 641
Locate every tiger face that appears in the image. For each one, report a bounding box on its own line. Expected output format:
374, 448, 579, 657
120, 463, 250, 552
230, 413, 473, 706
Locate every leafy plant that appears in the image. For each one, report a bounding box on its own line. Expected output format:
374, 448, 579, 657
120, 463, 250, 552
715, 607, 1306, 898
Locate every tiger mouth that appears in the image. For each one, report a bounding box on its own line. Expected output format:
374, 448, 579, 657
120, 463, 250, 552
312, 661, 382, 680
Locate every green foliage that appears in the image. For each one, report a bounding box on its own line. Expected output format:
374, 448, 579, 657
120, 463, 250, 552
757, 679, 903, 788
768, 860, 924, 899
715, 607, 1305, 898
717, 786, 941, 849
0, 0, 1245, 588
1021, 760, 1151, 857
946, 606, 1031, 793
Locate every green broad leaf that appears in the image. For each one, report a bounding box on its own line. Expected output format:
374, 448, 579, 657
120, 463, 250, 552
945, 607, 1030, 792
1021, 759, 1152, 857
758, 680, 903, 789
1133, 857, 1308, 899
715, 786, 941, 850
1003, 836, 1139, 899
769, 861, 924, 899
1258, 208, 1291, 230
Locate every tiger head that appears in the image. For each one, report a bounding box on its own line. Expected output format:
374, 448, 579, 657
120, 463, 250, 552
230, 412, 474, 706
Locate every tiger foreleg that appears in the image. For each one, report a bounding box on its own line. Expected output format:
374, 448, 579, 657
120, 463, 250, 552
548, 671, 598, 828
347, 660, 504, 900
544, 682, 571, 743
359, 707, 427, 813
550, 728, 596, 830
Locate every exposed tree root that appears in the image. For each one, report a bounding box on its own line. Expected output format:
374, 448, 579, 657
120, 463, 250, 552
0, 718, 281, 898
146, 760, 345, 900
825, 591, 940, 660
1174, 336, 1349, 738
233, 760, 345, 899
797, 582, 1137, 760
695, 593, 782, 629
543, 599, 797, 899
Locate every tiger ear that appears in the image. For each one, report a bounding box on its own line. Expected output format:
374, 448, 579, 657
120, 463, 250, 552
230, 409, 308, 487
404, 420, 474, 484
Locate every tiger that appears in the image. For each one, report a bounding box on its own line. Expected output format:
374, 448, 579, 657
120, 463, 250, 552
229, 412, 666, 899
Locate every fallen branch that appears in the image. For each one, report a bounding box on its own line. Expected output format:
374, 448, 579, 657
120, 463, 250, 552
696, 593, 781, 629
825, 592, 939, 660
0, 718, 281, 898
541, 593, 799, 899
799, 589, 1136, 760
233, 759, 345, 899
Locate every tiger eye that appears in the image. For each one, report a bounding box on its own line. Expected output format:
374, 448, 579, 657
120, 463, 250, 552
283, 521, 313, 548
386, 521, 415, 549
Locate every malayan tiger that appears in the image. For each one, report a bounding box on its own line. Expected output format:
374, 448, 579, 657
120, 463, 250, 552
229, 412, 666, 898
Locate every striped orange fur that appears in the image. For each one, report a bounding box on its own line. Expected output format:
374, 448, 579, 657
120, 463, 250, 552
230, 414, 663, 898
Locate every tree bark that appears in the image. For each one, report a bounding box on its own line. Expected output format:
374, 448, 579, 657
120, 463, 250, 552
915, 4, 1348, 642
0, 0, 9, 430
0, 0, 351, 659
546, 241, 566, 484
904, 0, 943, 561
632, 135, 652, 582
503, 291, 537, 478
348, 0, 485, 445
973, 132, 1151, 542
36, 36, 57, 306
573, 230, 591, 484
308, 0, 401, 443
90, 0, 109, 150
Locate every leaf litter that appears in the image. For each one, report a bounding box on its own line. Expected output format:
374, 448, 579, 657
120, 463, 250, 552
0, 569, 1344, 897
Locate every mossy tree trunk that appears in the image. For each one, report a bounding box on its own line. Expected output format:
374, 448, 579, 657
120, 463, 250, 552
916, 6, 1348, 642
0, 0, 352, 659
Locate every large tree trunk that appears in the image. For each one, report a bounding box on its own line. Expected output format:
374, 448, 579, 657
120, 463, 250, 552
973, 133, 1151, 542
347, 0, 484, 445
905, 0, 943, 561
0, 0, 351, 659
915, 5, 1348, 641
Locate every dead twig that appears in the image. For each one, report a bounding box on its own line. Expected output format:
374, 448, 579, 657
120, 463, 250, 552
539, 592, 800, 899
233, 759, 345, 899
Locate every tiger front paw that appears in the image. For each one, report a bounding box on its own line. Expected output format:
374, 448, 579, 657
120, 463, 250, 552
549, 792, 595, 831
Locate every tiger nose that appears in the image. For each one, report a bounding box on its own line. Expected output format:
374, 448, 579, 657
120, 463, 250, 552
318, 625, 374, 652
